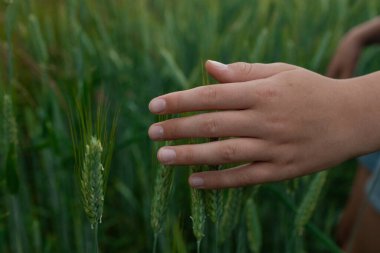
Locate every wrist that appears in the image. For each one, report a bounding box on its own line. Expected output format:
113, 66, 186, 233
341, 73, 380, 157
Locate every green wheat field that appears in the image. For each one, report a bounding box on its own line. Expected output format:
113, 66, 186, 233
1, 0, 380, 252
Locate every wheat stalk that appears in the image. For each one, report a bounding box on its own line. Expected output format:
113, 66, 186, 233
70, 98, 117, 253
245, 198, 262, 253
2, 94, 19, 195
150, 115, 174, 253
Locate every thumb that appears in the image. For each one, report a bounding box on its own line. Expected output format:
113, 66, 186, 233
205, 60, 297, 83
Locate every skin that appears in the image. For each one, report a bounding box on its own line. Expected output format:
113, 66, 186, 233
336, 166, 370, 250
348, 202, 380, 253
148, 60, 380, 189
327, 17, 380, 252
328, 17, 380, 79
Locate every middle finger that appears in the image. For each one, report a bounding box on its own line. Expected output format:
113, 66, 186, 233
148, 110, 265, 140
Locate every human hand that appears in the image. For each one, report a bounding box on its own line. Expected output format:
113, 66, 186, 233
148, 61, 366, 189
328, 17, 380, 79
327, 30, 364, 79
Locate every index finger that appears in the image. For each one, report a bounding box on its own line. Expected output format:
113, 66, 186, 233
148, 82, 258, 114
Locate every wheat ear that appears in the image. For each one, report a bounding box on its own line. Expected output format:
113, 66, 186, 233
295, 171, 328, 236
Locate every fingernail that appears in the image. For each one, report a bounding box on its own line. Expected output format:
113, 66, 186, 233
149, 98, 166, 113
189, 176, 204, 188
149, 125, 164, 139
158, 148, 176, 163
208, 60, 228, 71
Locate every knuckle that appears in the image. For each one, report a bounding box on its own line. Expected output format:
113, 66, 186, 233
168, 122, 179, 139
168, 93, 181, 112
199, 86, 218, 105
220, 144, 237, 163
163, 118, 179, 139
182, 147, 195, 163
270, 62, 287, 68
279, 164, 299, 181
238, 62, 255, 76
271, 72, 295, 87
276, 146, 296, 167
220, 169, 251, 188
255, 85, 278, 100
202, 118, 218, 136
234, 171, 252, 186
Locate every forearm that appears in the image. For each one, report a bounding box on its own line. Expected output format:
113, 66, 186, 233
350, 17, 380, 46
346, 71, 380, 155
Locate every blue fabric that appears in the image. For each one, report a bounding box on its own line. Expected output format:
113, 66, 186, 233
358, 152, 380, 212
366, 160, 380, 213
358, 151, 380, 172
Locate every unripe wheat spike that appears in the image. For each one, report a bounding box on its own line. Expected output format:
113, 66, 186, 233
81, 136, 105, 228
204, 138, 222, 224
203, 164, 222, 224
150, 147, 174, 234
295, 171, 328, 236
190, 166, 206, 253
219, 188, 243, 243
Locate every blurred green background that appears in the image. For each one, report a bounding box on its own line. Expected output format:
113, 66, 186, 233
0, 0, 380, 252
